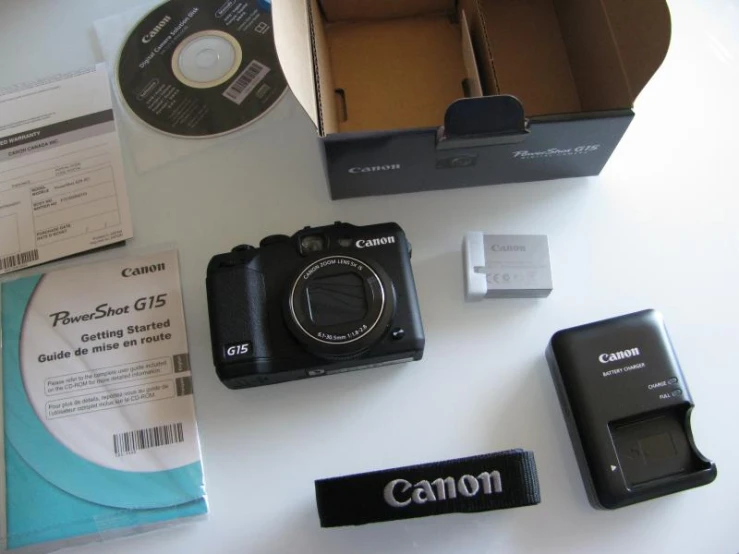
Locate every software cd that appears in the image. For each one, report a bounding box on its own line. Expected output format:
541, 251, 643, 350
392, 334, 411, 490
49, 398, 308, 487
117, 0, 287, 138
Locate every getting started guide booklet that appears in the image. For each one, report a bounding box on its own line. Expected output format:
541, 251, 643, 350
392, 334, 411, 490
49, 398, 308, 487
0, 250, 207, 551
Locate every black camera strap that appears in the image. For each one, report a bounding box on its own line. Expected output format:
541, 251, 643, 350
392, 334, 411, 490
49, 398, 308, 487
315, 449, 540, 527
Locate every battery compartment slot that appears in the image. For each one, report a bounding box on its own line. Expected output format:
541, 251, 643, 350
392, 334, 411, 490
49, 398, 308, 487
609, 405, 710, 488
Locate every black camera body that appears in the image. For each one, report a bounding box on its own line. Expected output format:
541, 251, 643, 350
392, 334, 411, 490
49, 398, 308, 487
206, 222, 425, 389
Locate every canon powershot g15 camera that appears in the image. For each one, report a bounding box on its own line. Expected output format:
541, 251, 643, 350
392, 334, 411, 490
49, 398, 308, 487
206, 222, 425, 389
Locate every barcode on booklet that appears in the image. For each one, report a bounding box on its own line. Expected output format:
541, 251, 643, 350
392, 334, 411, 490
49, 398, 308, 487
223, 60, 270, 105
113, 422, 184, 457
0, 249, 39, 272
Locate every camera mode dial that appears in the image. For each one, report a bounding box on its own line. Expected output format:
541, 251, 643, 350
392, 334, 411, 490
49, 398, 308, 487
260, 234, 291, 247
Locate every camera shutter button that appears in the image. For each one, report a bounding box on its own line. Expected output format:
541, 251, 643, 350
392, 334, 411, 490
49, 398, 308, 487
259, 234, 290, 247
232, 244, 255, 252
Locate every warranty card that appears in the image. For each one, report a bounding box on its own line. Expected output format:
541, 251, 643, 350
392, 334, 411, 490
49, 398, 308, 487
0, 64, 133, 276
0, 250, 207, 551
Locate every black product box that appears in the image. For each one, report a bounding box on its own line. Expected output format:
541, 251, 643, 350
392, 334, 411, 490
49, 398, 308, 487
272, 0, 671, 199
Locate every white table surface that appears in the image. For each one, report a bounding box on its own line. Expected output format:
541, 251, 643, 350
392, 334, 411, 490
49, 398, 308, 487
1, 0, 738, 552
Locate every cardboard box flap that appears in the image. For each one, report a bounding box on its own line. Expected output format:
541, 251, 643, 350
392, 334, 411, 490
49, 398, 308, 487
326, 14, 467, 133
554, 0, 632, 112
273, 0, 320, 128
601, 0, 672, 100
318, 0, 455, 22
460, 10, 483, 98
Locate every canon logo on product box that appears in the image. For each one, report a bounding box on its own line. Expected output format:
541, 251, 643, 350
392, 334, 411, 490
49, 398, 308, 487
348, 164, 401, 174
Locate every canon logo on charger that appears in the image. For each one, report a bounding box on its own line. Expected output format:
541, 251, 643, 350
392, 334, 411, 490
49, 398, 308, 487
599, 347, 641, 364
142, 15, 172, 43
384, 471, 502, 508
356, 236, 396, 249
348, 164, 401, 174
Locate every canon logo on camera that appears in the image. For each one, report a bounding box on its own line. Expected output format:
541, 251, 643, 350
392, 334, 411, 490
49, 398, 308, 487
142, 15, 172, 43
384, 471, 502, 508
355, 236, 396, 249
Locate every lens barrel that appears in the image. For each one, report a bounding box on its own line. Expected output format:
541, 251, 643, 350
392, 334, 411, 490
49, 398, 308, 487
286, 255, 396, 359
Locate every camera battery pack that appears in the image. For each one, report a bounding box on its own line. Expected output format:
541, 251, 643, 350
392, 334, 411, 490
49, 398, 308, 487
546, 310, 717, 509
463, 233, 552, 300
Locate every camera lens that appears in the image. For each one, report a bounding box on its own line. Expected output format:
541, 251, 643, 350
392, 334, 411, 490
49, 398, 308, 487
286, 255, 396, 359
300, 235, 326, 254
305, 273, 368, 326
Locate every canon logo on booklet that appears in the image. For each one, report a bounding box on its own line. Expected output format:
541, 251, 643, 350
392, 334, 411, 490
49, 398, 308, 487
122, 262, 166, 278
355, 236, 396, 249
599, 347, 641, 364
349, 164, 401, 174
384, 471, 502, 508
142, 15, 172, 44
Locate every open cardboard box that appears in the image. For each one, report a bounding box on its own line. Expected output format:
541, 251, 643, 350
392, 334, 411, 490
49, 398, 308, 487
273, 0, 671, 199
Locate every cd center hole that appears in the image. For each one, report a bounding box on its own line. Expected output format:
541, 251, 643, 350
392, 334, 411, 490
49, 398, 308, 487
195, 49, 219, 68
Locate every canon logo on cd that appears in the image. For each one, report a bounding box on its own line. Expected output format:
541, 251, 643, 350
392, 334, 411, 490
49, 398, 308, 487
142, 15, 172, 44
356, 236, 396, 249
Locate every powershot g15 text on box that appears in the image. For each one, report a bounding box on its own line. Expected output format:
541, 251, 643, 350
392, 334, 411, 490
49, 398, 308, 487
206, 222, 425, 389
546, 310, 716, 509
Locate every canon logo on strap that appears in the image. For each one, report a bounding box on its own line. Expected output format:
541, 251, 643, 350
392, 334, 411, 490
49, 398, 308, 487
356, 236, 396, 249
599, 347, 640, 364
384, 471, 502, 508
142, 15, 172, 43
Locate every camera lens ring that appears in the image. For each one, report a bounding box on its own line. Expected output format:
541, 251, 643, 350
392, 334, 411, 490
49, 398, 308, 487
286, 255, 396, 358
